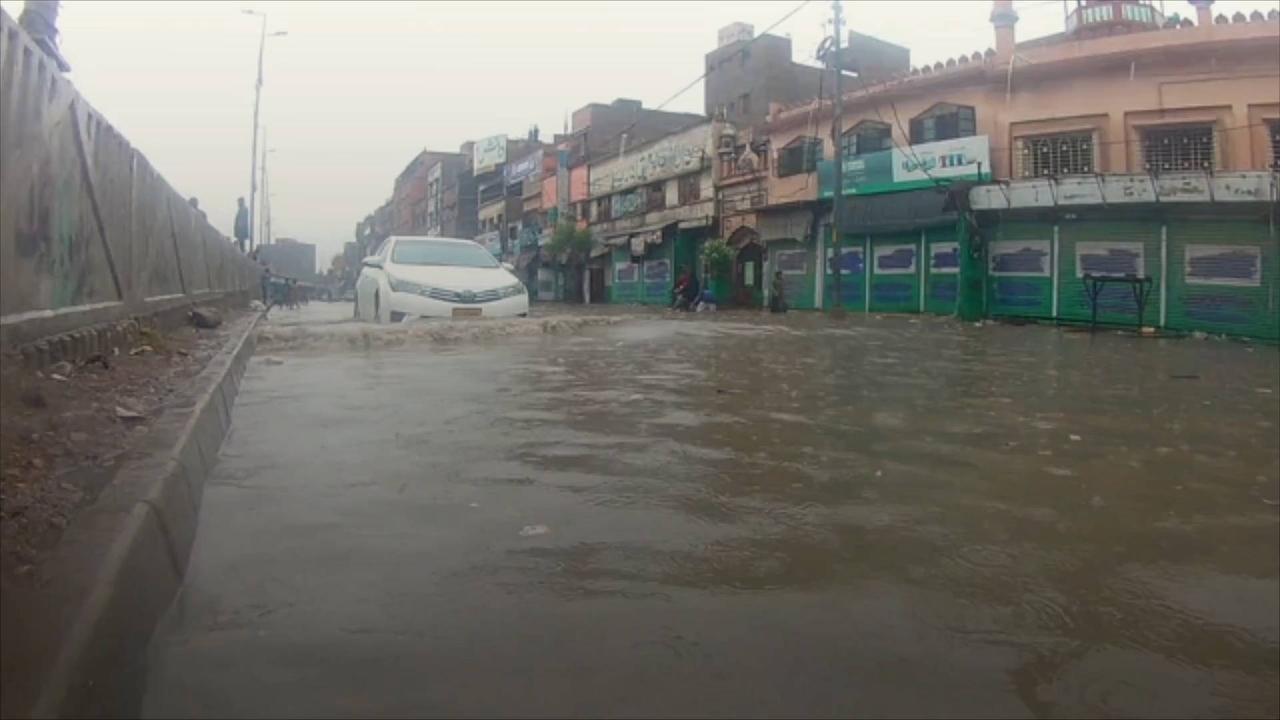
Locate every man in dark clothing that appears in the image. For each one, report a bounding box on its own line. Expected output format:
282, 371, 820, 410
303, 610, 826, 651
769, 270, 787, 313
233, 196, 249, 253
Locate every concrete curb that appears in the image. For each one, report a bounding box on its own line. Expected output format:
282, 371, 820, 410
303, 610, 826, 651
22, 311, 262, 718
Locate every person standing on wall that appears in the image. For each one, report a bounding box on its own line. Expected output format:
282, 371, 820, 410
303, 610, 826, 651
233, 196, 250, 253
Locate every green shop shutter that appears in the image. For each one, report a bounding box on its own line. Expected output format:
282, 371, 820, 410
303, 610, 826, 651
988, 220, 1054, 318
639, 238, 674, 305
611, 247, 642, 304
769, 238, 816, 310
869, 231, 921, 313
824, 228, 867, 311
1167, 220, 1278, 341
1057, 219, 1162, 327
924, 225, 961, 315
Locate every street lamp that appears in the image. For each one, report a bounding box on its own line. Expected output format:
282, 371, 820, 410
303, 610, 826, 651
242, 8, 287, 252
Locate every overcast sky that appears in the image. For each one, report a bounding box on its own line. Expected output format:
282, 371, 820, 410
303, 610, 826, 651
3, 0, 1274, 265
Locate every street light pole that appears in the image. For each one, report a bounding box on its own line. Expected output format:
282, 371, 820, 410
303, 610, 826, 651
829, 0, 845, 312
243, 10, 286, 253
247, 10, 266, 253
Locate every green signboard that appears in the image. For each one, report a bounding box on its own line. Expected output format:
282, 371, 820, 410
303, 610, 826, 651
819, 135, 991, 197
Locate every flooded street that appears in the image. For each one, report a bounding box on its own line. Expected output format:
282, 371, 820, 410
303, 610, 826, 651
144, 304, 1279, 718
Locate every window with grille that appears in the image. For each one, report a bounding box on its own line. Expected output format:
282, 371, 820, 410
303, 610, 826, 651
841, 121, 893, 158
1017, 131, 1095, 177
678, 174, 701, 204
1141, 124, 1215, 172
646, 182, 666, 212
909, 104, 976, 144
777, 136, 822, 177
1268, 120, 1279, 170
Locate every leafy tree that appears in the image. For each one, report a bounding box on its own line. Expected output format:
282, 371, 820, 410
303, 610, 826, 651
543, 221, 595, 303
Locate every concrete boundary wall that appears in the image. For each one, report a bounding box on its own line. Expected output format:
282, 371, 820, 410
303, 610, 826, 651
0, 10, 260, 351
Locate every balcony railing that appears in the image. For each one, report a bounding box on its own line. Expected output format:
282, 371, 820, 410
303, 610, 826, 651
1065, 1, 1163, 35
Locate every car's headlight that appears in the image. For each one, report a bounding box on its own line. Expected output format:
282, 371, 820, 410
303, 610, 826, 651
499, 282, 526, 298
388, 275, 428, 295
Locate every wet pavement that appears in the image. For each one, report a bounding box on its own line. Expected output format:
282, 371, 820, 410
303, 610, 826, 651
143, 303, 1279, 718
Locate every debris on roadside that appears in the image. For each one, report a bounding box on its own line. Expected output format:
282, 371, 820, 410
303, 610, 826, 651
129, 345, 154, 356
114, 404, 145, 421
190, 307, 223, 329
49, 361, 73, 376
519, 524, 550, 537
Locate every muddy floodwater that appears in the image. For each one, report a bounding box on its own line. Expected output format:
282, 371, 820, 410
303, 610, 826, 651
144, 305, 1280, 718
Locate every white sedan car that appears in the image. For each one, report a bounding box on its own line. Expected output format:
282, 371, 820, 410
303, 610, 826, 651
355, 236, 529, 322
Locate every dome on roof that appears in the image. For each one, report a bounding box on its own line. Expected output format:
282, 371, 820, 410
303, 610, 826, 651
945, 57, 956, 68
958, 54, 970, 64
984, 47, 996, 58
1269, 8, 1278, 20
932, 61, 944, 71
910, 66, 920, 75
1248, 10, 1263, 21
921, 64, 932, 74
971, 51, 983, 62
1214, 13, 1228, 24
1231, 11, 1246, 22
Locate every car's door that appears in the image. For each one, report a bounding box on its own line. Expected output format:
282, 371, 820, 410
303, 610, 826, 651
356, 240, 391, 320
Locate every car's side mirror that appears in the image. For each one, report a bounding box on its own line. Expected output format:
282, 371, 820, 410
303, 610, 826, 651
362, 256, 384, 269
501, 262, 515, 273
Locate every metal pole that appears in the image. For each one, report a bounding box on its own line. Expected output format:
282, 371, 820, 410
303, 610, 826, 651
829, 0, 844, 311
258, 126, 268, 244
248, 13, 265, 252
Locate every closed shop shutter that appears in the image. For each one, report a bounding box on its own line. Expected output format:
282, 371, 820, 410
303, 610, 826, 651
1167, 220, 1278, 340
768, 239, 816, 310
825, 229, 867, 311
924, 225, 960, 315
611, 247, 641, 304
988, 221, 1054, 318
869, 231, 921, 313
639, 238, 674, 305
1057, 219, 1162, 327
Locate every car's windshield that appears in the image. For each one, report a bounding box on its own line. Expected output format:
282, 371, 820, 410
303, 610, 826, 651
391, 240, 498, 268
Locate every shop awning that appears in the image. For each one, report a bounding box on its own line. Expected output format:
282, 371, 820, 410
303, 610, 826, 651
838, 188, 958, 234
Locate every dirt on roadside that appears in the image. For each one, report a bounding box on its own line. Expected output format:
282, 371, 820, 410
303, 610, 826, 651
0, 311, 250, 584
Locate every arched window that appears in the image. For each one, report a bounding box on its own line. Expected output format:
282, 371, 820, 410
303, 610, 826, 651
909, 103, 976, 144
841, 120, 893, 158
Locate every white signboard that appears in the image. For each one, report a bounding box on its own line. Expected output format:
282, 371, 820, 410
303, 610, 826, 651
473, 134, 508, 174
1155, 172, 1211, 202
589, 123, 711, 197
1056, 176, 1104, 205
1101, 174, 1157, 204
1184, 244, 1261, 287
874, 244, 917, 275
1075, 241, 1144, 278
893, 135, 990, 185
989, 240, 1051, 277
969, 185, 1009, 210
1007, 179, 1055, 208
1211, 172, 1273, 202
929, 242, 960, 274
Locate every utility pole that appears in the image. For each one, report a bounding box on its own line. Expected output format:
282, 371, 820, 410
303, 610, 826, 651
829, 0, 845, 312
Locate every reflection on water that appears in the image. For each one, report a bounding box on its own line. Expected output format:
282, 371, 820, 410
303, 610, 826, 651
493, 314, 1278, 718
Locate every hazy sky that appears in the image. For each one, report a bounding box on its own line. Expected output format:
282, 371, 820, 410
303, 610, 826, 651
3, 0, 1274, 264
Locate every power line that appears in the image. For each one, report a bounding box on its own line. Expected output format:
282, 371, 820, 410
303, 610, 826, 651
586, 0, 814, 171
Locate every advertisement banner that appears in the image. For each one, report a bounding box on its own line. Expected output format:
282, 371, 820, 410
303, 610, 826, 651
821, 135, 990, 197
504, 150, 543, 185
473, 134, 507, 174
